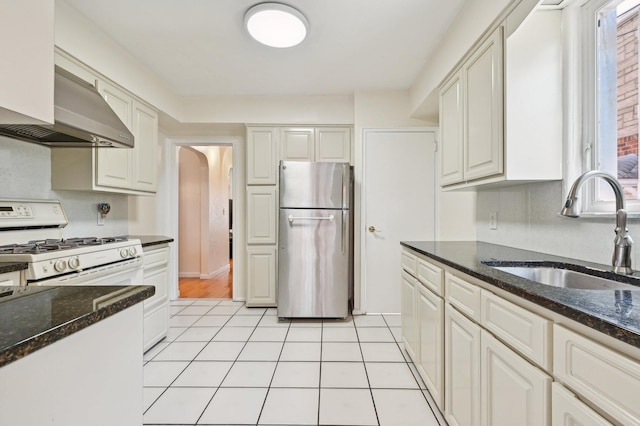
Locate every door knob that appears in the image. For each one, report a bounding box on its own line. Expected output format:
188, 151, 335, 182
368, 226, 376, 233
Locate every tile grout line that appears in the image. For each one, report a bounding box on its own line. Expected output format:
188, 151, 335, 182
254, 313, 293, 426
316, 319, 324, 426
144, 300, 242, 421
192, 304, 270, 426
142, 298, 202, 417
354, 320, 382, 426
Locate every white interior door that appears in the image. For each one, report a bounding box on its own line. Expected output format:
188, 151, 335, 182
363, 129, 436, 313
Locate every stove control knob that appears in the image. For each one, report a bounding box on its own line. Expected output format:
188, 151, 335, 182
129, 247, 137, 257
54, 259, 68, 272
120, 248, 130, 258
68, 256, 80, 269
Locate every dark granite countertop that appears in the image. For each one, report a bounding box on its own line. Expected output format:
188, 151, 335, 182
0, 262, 27, 275
127, 235, 174, 248
401, 241, 640, 349
0, 285, 154, 367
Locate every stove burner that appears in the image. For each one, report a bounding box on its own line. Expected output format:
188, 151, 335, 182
0, 236, 129, 255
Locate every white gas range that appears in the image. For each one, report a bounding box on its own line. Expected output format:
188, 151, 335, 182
0, 199, 143, 286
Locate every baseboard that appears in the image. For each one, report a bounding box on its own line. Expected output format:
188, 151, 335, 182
179, 272, 200, 278
200, 264, 230, 280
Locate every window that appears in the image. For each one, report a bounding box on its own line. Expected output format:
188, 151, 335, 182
584, 0, 640, 213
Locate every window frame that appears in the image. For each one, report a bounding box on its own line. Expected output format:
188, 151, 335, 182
581, 0, 640, 214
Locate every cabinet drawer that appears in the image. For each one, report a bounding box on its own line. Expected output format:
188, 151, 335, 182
554, 325, 640, 426
401, 248, 417, 276
446, 272, 481, 322
551, 382, 612, 426
416, 256, 444, 296
481, 291, 551, 371
143, 247, 169, 269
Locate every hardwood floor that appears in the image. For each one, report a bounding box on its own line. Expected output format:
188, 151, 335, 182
179, 260, 233, 298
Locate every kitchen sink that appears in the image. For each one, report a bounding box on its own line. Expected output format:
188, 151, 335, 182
486, 263, 640, 291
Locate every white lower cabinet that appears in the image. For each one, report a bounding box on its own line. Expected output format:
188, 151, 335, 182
551, 382, 612, 426
402, 246, 640, 426
554, 325, 640, 426
246, 247, 277, 307
481, 330, 551, 426
401, 270, 418, 361
0, 304, 143, 426
417, 282, 444, 409
142, 244, 170, 352
445, 304, 481, 426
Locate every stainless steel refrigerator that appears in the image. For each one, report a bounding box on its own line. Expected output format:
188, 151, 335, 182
278, 161, 353, 319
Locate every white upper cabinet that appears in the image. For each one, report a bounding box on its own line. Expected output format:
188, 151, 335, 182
316, 127, 351, 163
438, 9, 562, 188
247, 127, 279, 185
440, 71, 464, 186
131, 101, 159, 192
280, 128, 315, 161
51, 51, 159, 195
96, 80, 134, 189
463, 27, 504, 182
279, 127, 351, 163
0, 0, 54, 125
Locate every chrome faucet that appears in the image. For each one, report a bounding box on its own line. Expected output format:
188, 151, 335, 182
560, 170, 634, 275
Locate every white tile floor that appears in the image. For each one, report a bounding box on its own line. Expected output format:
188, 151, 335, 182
143, 299, 447, 426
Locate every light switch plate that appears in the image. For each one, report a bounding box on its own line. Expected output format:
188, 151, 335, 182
97, 211, 105, 226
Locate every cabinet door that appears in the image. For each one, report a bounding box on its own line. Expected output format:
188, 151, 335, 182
96, 81, 133, 189
247, 187, 277, 244
247, 127, 278, 184
280, 127, 315, 161
0, 0, 54, 124
131, 101, 158, 192
481, 330, 551, 426
401, 270, 418, 361
417, 284, 444, 410
551, 383, 612, 426
463, 26, 504, 181
554, 325, 640, 426
440, 71, 464, 185
246, 247, 277, 306
445, 304, 481, 426
143, 266, 169, 351
316, 127, 351, 163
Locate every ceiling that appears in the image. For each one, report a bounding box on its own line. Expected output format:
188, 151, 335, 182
62, 0, 465, 97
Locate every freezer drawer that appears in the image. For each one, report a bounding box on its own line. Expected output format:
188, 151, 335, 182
278, 208, 349, 318
279, 161, 351, 209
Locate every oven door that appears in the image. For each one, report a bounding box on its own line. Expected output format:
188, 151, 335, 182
28, 257, 144, 286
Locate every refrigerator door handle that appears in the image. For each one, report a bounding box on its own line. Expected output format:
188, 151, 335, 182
288, 214, 334, 224
341, 210, 347, 254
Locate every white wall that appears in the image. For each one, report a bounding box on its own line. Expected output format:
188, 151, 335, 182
196, 145, 232, 277
178, 147, 204, 276
475, 181, 640, 266
55, 0, 181, 120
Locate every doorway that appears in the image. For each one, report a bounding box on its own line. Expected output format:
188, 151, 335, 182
177, 145, 234, 298
361, 128, 436, 313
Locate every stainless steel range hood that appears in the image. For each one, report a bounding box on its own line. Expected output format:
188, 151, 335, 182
0, 67, 134, 148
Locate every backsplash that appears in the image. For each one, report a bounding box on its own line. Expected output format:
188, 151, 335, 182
476, 181, 640, 267
0, 137, 129, 238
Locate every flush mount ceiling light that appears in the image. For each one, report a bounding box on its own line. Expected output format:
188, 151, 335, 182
244, 3, 308, 48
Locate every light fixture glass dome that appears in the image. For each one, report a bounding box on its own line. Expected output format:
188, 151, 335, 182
244, 3, 308, 48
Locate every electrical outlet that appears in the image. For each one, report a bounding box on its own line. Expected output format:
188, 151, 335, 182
489, 212, 498, 230
97, 211, 105, 226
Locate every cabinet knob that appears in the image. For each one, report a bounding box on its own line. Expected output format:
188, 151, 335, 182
368, 226, 377, 233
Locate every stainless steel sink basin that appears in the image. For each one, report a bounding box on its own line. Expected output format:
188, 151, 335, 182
490, 265, 640, 291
